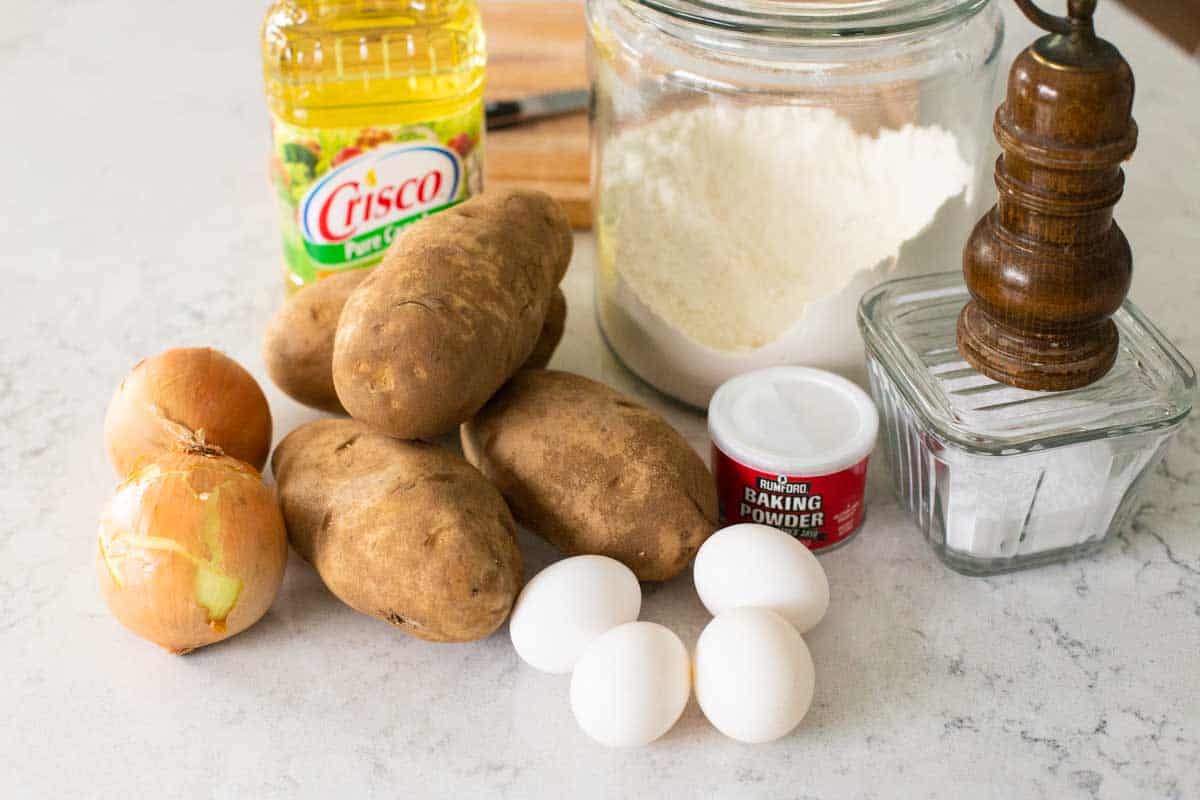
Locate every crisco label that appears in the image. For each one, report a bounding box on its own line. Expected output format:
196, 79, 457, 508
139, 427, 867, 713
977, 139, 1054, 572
269, 101, 483, 287
300, 145, 461, 264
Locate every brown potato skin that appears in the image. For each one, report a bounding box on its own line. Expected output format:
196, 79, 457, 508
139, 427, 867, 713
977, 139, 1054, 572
271, 419, 523, 642
263, 270, 368, 414
460, 370, 718, 581
524, 288, 567, 370
264, 275, 565, 414
332, 189, 573, 439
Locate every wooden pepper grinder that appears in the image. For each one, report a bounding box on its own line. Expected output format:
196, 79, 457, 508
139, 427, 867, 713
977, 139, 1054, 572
958, 0, 1138, 390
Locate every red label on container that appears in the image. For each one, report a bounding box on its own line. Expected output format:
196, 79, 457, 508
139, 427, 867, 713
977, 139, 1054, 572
712, 445, 869, 551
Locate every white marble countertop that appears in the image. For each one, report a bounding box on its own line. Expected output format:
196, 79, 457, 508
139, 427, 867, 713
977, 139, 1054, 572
3, 1, 1198, 798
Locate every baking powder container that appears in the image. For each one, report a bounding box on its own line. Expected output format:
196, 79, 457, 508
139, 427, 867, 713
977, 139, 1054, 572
708, 367, 879, 553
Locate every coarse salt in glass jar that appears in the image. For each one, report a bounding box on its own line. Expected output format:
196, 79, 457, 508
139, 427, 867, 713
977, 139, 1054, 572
709, 367, 880, 553
858, 272, 1196, 576
587, 0, 1004, 408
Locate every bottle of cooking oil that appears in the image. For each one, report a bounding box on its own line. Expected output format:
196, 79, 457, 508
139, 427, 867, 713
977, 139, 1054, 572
262, 0, 486, 289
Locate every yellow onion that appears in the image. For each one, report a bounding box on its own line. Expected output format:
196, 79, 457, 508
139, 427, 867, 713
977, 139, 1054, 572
104, 347, 272, 476
97, 446, 288, 654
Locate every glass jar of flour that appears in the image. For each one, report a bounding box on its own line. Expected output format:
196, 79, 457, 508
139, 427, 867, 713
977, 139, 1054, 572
587, 0, 1004, 407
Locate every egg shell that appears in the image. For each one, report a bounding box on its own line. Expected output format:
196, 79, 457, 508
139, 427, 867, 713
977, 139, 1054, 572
509, 555, 642, 673
693, 523, 830, 633
569, 621, 691, 747
693, 607, 815, 744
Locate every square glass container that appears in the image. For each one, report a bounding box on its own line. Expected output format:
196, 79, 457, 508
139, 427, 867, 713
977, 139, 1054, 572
858, 272, 1196, 576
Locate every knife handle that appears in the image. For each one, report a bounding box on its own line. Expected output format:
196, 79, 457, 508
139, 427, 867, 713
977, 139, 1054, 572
485, 100, 523, 130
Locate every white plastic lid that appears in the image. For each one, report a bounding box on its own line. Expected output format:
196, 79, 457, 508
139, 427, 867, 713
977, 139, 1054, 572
708, 366, 879, 477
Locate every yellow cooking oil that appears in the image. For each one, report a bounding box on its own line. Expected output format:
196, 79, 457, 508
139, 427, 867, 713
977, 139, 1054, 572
262, 0, 486, 289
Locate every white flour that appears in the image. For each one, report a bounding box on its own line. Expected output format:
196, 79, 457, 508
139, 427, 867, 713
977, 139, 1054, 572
596, 104, 973, 406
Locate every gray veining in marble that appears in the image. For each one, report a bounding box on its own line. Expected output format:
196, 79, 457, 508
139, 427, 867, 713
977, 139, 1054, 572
1, 2, 1197, 798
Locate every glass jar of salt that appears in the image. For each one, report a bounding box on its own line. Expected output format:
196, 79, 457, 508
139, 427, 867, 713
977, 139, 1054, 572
858, 0, 1195, 576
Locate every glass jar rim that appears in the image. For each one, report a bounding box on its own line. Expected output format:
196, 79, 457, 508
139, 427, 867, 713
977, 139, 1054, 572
857, 273, 1196, 454
626, 0, 992, 38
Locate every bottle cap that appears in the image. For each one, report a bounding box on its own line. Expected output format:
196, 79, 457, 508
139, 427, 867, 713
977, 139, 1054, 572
708, 367, 878, 477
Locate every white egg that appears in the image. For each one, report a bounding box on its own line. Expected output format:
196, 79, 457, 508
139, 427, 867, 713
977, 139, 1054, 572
509, 555, 641, 674
569, 621, 691, 747
693, 607, 815, 744
693, 523, 830, 633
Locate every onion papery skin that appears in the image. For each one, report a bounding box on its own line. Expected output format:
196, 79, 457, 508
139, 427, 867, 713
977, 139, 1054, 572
104, 348, 273, 476
96, 449, 287, 654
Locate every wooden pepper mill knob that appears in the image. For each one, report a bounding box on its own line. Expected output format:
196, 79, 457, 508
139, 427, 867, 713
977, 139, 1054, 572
958, 0, 1138, 390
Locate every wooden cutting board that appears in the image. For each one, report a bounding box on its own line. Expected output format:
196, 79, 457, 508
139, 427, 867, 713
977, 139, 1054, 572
482, 1, 592, 229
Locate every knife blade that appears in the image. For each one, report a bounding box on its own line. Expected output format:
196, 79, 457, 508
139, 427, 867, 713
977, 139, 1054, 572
486, 89, 590, 130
